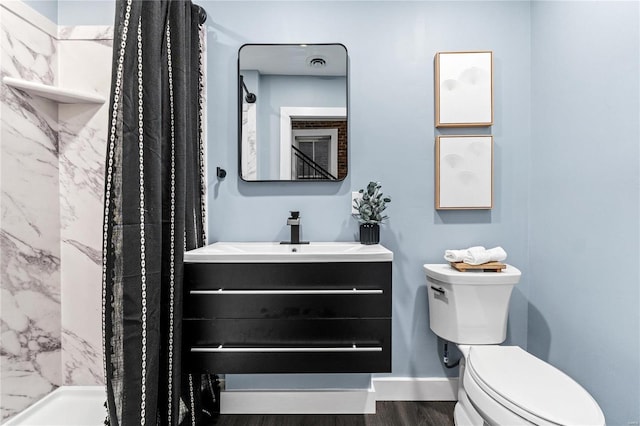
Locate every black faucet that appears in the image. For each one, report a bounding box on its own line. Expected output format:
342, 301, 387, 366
281, 211, 309, 245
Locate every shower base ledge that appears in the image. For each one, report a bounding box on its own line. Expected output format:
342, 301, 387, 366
4, 386, 105, 426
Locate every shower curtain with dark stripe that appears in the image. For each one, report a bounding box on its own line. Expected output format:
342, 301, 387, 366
102, 1, 214, 424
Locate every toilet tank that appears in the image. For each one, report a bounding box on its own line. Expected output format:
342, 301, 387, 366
424, 264, 521, 345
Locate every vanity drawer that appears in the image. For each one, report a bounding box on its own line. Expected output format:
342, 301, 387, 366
184, 262, 391, 290
187, 349, 390, 374
184, 290, 390, 319
184, 318, 390, 345
183, 319, 391, 373
184, 262, 391, 319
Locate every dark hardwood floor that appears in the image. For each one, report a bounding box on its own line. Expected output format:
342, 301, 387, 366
210, 401, 456, 426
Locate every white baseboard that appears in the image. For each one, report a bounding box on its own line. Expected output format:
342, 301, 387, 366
221, 388, 376, 414
220, 377, 458, 414
372, 377, 458, 401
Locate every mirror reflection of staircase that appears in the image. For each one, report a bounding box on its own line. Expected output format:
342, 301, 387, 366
292, 144, 337, 180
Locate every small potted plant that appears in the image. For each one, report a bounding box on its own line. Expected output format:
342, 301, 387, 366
353, 181, 391, 245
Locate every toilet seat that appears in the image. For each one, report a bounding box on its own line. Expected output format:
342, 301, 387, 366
466, 346, 605, 426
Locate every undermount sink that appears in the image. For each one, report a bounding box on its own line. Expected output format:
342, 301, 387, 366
184, 242, 393, 263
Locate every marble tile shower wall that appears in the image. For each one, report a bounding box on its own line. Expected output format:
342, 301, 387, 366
58, 26, 111, 388
0, 4, 111, 420
0, 6, 61, 421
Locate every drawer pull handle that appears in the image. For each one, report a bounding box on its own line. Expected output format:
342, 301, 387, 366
191, 345, 383, 353
190, 289, 383, 295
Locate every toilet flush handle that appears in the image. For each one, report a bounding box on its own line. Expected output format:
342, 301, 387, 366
431, 286, 445, 295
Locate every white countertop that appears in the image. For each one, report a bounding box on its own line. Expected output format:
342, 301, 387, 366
185, 242, 393, 263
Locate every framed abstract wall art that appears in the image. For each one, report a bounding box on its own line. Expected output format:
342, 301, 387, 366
435, 51, 493, 127
435, 135, 493, 210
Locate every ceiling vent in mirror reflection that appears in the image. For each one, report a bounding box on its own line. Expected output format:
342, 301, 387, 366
307, 56, 327, 68
238, 44, 348, 182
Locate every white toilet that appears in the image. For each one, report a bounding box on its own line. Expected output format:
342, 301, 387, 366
424, 263, 605, 426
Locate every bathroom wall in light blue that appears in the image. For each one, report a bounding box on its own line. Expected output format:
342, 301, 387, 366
23, 0, 58, 23
529, 2, 639, 425
57, 0, 114, 26
204, 0, 532, 386
20, 0, 112, 26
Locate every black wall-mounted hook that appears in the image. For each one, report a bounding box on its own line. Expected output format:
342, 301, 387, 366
240, 75, 257, 104
216, 167, 227, 179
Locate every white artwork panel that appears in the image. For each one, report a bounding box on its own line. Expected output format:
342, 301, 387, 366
436, 135, 493, 209
436, 51, 493, 127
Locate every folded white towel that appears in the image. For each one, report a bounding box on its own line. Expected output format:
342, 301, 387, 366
463, 246, 491, 265
486, 246, 507, 262
463, 246, 507, 265
444, 246, 485, 263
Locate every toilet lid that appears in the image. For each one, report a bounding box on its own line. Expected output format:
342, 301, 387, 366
467, 346, 605, 426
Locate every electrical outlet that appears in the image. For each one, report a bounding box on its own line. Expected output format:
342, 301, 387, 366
351, 191, 362, 214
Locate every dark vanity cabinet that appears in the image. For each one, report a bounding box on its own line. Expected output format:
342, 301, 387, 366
182, 262, 392, 374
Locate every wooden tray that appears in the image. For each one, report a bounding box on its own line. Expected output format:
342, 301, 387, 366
450, 261, 506, 272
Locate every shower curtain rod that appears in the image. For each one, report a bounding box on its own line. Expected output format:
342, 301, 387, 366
195, 4, 207, 24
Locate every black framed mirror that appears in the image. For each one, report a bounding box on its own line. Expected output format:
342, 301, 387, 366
238, 44, 348, 182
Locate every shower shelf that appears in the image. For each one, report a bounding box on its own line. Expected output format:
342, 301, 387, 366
3, 76, 105, 104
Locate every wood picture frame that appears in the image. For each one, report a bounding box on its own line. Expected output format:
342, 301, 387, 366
435, 135, 493, 210
435, 51, 493, 127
